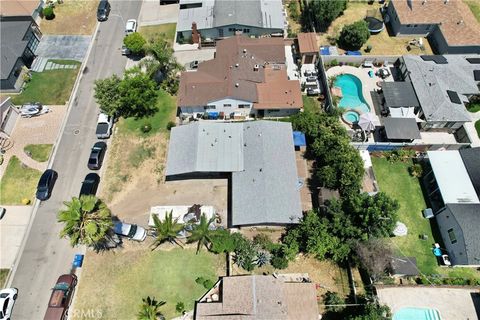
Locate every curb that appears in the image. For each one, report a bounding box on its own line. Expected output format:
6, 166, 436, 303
4, 21, 100, 289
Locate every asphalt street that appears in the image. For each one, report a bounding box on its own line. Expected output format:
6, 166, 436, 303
10, 1, 142, 318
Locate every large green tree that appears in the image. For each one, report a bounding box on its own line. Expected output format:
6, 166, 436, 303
93, 74, 122, 116
339, 20, 370, 51
150, 210, 184, 250
187, 213, 216, 254
58, 196, 113, 248
137, 296, 165, 320
302, 0, 347, 32
124, 32, 147, 55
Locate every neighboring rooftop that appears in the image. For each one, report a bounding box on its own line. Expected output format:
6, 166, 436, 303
0, 0, 39, 16
445, 203, 480, 266
178, 35, 302, 110
390, 0, 480, 46
459, 148, 480, 197
177, 0, 284, 32
297, 32, 318, 54
195, 275, 319, 320
0, 17, 33, 79
402, 55, 480, 123
383, 117, 421, 140
381, 81, 420, 108
166, 121, 302, 226
427, 150, 480, 205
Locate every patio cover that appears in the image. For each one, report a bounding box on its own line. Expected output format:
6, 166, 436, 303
383, 117, 421, 140
382, 82, 420, 108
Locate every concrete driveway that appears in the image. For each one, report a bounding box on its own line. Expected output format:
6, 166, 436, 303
0, 206, 33, 269
138, 1, 179, 26
377, 286, 480, 320
35, 35, 91, 61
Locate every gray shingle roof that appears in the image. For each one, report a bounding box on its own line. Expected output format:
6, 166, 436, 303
459, 148, 480, 198
0, 18, 32, 79
403, 55, 480, 123
165, 121, 302, 226
446, 204, 480, 266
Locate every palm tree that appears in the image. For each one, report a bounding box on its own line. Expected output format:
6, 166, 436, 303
187, 213, 216, 254
58, 195, 113, 248
150, 210, 184, 250
137, 296, 165, 320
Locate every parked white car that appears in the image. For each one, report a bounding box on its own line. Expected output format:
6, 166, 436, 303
125, 19, 137, 34
95, 113, 113, 139
114, 221, 146, 242
0, 288, 18, 320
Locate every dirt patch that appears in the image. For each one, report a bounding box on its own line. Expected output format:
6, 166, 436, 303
39, 0, 99, 35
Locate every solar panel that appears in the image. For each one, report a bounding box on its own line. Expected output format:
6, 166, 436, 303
447, 90, 462, 104
474, 70, 480, 81
420, 55, 448, 64
466, 58, 480, 64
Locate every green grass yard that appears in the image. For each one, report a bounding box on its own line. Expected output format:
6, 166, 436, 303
475, 120, 480, 138
372, 157, 480, 280
72, 247, 225, 320
139, 23, 177, 46
12, 60, 80, 105
23, 144, 53, 162
0, 269, 9, 288
0, 156, 41, 205
118, 89, 176, 136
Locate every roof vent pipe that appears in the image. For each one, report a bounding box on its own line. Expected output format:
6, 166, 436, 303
243, 48, 247, 53
235, 63, 239, 67
254, 64, 259, 71
235, 83, 239, 87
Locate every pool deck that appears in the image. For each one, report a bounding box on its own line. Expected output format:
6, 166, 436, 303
377, 286, 480, 320
327, 65, 394, 126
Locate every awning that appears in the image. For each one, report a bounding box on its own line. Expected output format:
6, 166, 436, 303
382, 81, 420, 108
292, 131, 306, 147
383, 117, 421, 140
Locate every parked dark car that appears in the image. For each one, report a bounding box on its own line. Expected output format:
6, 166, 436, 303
88, 142, 107, 170
79, 173, 100, 197
97, 0, 110, 21
43, 274, 77, 320
36, 169, 58, 201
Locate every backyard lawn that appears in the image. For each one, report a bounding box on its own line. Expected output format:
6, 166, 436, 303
71, 247, 225, 319
118, 89, 177, 136
0, 156, 41, 205
317, 2, 433, 55
12, 60, 81, 105
0, 269, 9, 287
39, 0, 99, 35
139, 23, 177, 46
372, 157, 480, 280
24, 144, 53, 163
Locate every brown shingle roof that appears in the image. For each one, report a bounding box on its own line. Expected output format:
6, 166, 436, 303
0, 0, 39, 16
391, 0, 480, 46
297, 32, 319, 54
178, 35, 302, 110
195, 275, 319, 320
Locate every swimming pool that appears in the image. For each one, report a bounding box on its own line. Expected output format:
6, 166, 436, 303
394, 307, 441, 320
334, 74, 370, 113
342, 110, 360, 124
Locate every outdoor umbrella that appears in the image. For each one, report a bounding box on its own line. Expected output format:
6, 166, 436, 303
358, 112, 376, 131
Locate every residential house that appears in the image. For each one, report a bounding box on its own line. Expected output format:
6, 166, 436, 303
0, 0, 43, 21
178, 35, 302, 119
388, 55, 480, 131
424, 149, 480, 266
297, 32, 319, 65
195, 274, 319, 319
165, 121, 302, 227
176, 0, 285, 43
0, 97, 19, 136
0, 15, 41, 91
386, 0, 480, 54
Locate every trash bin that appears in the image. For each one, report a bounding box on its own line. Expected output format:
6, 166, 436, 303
73, 254, 84, 268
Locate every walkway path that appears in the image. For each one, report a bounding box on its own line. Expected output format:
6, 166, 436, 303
0, 105, 66, 179
465, 110, 480, 147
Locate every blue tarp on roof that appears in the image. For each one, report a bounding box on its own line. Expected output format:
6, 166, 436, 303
346, 51, 362, 56
320, 47, 330, 55
293, 131, 306, 147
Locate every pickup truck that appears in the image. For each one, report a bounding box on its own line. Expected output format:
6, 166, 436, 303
96, 113, 113, 139
44, 274, 77, 320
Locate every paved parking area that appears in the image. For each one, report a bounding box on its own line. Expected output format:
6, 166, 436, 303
35, 35, 91, 61
0, 206, 33, 268
138, 1, 179, 26
377, 286, 480, 320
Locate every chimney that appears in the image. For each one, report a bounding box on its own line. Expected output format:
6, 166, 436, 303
191, 22, 201, 44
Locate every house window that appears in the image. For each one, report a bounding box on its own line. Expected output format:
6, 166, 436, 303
238, 104, 249, 108
447, 228, 457, 244
243, 28, 250, 33
223, 104, 232, 107
204, 105, 216, 110
413, 24, 418, 27
228, 28, 235, 32
407, 24, 412, 28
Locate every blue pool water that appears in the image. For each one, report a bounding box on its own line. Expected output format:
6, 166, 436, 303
394, 307, 441, 320
343, 110, 360, 124
334, 74, 370, 113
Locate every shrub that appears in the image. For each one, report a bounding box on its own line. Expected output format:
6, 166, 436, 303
195, 277, 214, 289
141, 122, 152, 133
176, 302, 185, 314
255, 250, 271, 267
338, 20, 370, 50
408, 164, 423, 177
123, 32, 146, 55
252, 234, 273, 250
166, 121, 176, 131
330, 59, 339, 67
210, 229, 236, 253
324, 291, 345, 313
271, 255, 289, 269
43, 6, 55, 20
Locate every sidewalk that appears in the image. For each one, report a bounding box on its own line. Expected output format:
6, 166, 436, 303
465, 110, 480, 147
0, 206, 33, 269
